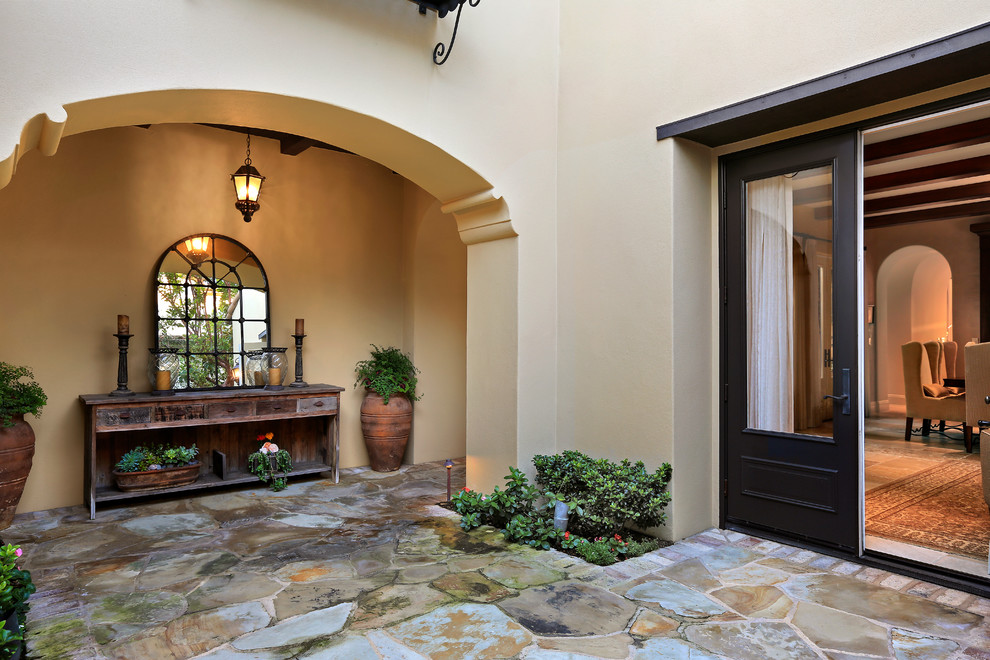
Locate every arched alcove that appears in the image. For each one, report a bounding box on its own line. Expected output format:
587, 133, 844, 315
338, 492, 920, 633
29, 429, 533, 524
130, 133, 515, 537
0, 89, 520, 512
875, 245, 952, 410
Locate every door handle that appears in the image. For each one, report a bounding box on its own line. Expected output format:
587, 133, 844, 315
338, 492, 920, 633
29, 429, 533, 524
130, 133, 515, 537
823, 367, 851, 415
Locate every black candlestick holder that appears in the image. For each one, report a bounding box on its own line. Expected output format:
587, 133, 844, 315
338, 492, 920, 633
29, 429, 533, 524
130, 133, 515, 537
290, 333, 308, 388
110, 333, 135, 397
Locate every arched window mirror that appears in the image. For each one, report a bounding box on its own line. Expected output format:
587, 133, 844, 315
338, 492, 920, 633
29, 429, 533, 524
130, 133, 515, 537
153, 235, 270, 390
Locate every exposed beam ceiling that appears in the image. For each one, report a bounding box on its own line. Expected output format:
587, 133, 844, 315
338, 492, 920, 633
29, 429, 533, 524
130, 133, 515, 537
199, 124, 353, 157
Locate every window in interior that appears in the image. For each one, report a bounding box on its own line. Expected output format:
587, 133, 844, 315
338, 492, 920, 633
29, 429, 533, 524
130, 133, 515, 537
153, 235, 270, 390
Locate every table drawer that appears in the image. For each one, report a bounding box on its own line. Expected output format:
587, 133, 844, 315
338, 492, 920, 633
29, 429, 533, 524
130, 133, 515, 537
206, 401, 254, 420
96, 407, 153, 428
256, 400, 295, 416
298, 396, 337, 413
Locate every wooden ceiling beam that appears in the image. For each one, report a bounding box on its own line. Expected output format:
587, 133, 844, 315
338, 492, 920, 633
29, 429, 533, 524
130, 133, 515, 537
865, 116, 990, 165
864, 155, 990, 193
279, 137, 317, 156
793, 184, 832, 206
864, 181, 990, 215
864, 200, 990, 229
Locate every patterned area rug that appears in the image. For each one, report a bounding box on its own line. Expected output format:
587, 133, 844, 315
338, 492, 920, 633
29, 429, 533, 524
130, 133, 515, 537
866, 460, 990, 559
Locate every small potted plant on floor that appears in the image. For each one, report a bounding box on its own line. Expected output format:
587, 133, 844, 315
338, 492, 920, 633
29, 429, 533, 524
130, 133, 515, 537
354, 345, 421, 472
247, 432, 292, 491
0, 543, 35, 660
112, 444, 200, 491
0, 363, 47, 530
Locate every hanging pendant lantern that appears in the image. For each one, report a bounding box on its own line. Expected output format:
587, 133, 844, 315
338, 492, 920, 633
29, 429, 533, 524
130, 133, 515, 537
231, 134, 265, 222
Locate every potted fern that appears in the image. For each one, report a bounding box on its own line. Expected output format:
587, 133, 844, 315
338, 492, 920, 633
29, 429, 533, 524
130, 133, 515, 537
354, 345, 420, 472
112, 444, 200, 491
0, 362, 47, 530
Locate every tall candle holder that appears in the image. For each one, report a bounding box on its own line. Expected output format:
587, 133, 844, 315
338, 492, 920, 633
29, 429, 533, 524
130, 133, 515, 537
290, 332, 308, 388
110, 332, 135, 397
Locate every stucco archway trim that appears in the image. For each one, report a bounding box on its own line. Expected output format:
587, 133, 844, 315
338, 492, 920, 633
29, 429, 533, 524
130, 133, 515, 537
0, 89, 515, 241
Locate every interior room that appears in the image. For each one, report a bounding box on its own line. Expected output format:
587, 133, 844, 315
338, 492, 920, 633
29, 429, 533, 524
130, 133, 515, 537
862, 101, 990, 577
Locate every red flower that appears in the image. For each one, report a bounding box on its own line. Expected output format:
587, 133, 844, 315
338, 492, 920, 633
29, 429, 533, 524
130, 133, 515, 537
614, 534, 622, 541
462, 487, 470, 492
564, 531, 570, 540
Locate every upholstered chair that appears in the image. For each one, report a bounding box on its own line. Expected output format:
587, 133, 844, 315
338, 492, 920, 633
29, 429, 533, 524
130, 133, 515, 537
963, 342, 990, 454
902, 341, 968, 448
982, 430, 990, 513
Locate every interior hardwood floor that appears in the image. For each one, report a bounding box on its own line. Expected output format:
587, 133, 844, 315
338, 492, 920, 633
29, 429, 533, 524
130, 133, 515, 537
864, 412, 987, 578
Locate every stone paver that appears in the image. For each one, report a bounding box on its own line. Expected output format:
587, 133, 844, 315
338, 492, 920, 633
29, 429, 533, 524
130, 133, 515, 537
2, 458, 988, 659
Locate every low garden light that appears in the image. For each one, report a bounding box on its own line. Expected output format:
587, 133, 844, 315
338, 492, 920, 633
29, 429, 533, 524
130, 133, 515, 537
445, 458, 454, 502
231, 133, 265, 223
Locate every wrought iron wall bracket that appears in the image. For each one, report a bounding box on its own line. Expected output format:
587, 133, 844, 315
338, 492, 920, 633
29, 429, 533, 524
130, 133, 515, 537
411, 0, 479, 65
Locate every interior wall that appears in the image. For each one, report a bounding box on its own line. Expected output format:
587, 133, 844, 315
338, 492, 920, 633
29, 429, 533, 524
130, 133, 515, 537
0, 123, 467, 514
401, 181, 468, 464
866, 219, 980, 409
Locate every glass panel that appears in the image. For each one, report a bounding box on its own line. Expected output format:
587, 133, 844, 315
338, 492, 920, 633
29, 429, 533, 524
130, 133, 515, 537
188, 320, 216, 353
158, 252, 190, 283
158, 319, 187, 352
157, 283, 187, 319
188, 354, 219, 388
218, 320, 240, 354
239, 257, 266, 288
187, 286, 215, 319
242, 289, 267, 320
243, 321, 267, 351
746, 165, 833, 437
216, 354, 239, 386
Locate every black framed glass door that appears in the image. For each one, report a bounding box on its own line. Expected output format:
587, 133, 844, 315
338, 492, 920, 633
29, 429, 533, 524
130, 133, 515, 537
721, 132, 860, 551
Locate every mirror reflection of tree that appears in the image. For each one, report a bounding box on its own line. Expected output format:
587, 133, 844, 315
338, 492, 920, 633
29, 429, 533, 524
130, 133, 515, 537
154, 235, 270, 391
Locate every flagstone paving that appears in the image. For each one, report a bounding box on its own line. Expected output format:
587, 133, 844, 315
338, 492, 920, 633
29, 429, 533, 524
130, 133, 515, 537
3, 459, 990, 659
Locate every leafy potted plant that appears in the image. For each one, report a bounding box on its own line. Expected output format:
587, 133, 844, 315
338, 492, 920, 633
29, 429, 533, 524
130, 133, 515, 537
0, 543, 34, 660
112, 444, 200, 491
0, 363, 47, 530
247, 432, 292, 491
354, 345, 421, 472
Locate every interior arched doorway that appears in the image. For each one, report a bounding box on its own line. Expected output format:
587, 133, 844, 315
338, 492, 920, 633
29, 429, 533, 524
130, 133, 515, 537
875, 245, 953, 411
0, 89, 520, 511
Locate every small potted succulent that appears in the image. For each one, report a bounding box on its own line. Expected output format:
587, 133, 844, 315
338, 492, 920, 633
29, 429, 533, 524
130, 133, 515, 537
354, 345, 421, 472
0, 543, 34, 660
0, 362, 47, 529
112, 444, 200, 492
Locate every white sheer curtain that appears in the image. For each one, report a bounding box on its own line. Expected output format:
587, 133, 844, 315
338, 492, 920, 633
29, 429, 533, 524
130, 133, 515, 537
747, 176, 794, 432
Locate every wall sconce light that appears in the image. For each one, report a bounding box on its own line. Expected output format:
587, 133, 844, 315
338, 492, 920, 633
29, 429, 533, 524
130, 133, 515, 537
231, 134, 265, 223
445, 458, 454, 502
183, 236, 211, 265
408, 0, 480, 65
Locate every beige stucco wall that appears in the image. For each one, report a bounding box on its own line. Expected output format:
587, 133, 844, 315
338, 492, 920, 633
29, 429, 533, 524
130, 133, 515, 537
0, 123, 467, 513
2, 0, 990, 537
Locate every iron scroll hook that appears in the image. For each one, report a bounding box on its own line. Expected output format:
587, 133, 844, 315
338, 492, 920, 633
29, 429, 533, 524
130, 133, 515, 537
433, 0, 480, 65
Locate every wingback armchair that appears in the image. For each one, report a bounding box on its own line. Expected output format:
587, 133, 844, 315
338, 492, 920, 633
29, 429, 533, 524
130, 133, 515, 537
902, 341, 968, 447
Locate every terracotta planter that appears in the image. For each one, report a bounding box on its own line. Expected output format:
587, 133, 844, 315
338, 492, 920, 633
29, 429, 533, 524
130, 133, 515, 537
360, 392, 413, 472
0, 415, 35, 530
112, 462, 200, 492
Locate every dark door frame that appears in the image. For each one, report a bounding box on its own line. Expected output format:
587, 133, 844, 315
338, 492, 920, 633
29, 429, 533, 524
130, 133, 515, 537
716, 93, 990, 597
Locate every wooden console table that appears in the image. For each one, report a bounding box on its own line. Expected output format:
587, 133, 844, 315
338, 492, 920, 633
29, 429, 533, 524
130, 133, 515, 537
80, 384, 343, 519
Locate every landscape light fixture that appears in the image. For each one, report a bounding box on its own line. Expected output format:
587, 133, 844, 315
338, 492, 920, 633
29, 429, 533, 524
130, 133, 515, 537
445, 459, 454, 502
231, 133, 265, 222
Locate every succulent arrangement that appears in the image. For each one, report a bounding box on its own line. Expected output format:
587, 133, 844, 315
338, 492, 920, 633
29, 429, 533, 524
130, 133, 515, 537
114, 444, 199, 473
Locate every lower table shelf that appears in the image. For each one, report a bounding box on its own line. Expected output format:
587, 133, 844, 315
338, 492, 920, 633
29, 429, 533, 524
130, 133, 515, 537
93, 460, 334, 504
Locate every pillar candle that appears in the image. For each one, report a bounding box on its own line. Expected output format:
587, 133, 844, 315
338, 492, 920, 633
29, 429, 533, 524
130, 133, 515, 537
295, 318, 305, 335
117, 314, 129, 334
268, 367, 281, 385
253, 370, 265, 386
155, 370, 171, 390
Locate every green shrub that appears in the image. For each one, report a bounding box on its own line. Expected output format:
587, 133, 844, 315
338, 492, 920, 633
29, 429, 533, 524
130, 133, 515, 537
452, 452, 672, 566
533, 450, 672, 539
0, 543, 35, 658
